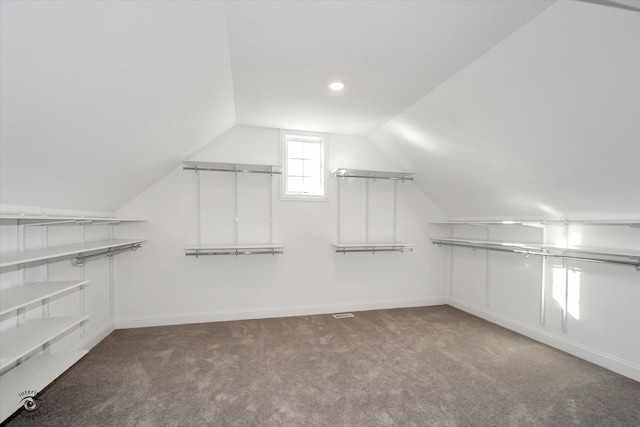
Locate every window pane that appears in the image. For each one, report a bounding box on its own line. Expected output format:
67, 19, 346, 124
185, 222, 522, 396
304, 142, 321, 160
304, 159, 319, 177
288, 159, 303, 176
303, 177, 322, 194
283, 131, 326, 198
288, 177, 303, 193
288, 140, 304, 158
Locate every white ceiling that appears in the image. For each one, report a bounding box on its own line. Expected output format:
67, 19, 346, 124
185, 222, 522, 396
225, 0, 554, 135
1, 0, 637, 217
0, 1, 236, 211
371, 0, 640, 218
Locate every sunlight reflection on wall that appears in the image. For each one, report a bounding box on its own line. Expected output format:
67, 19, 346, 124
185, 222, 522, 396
553, 264, 581, 321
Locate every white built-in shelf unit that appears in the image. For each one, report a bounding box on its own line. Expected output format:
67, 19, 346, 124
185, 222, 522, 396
0, 239, 146, 268
332, 168, 415, 254
0, 316, 89, 371
0, 352, 87, 421
431, 220, 640, 270
0, 213, 146, 267
0, 280, 88, 316
0, 213, 146, 422
183, 161, 283, 256
0, 213, 145, 225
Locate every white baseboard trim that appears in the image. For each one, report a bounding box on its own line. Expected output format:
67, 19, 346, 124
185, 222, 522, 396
447, 297, 640, 382
115, 297, 447, 329
74, 320, 115, 352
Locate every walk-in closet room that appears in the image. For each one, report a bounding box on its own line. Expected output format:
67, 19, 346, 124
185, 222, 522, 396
1, 0, 639, 425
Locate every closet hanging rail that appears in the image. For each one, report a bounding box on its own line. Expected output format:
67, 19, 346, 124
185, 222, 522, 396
332, 243, 415, 254
331, 168, 414, 181
431, 219, 640, 228
73, 243, 142, 265
183, 161, 281, 175
183, 160, 283, 258
431, 238, 640, 270
185, 245, 283, 257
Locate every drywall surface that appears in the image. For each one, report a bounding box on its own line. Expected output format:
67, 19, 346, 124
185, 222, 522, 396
114, 126, 447, 327
0, 1, 235, 211
371, 1, 640, 218
226, 0, 553, 135
439, 223, 640, 381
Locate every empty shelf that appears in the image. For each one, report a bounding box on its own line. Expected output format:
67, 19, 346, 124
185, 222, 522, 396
0, 214, 145, 226
183, 161, 281, 175
0, 239, 146, 268
185, 244, 284, 256
0, 316, 88, 370
0, 351, 87, 422
0, 281, 89, 316
332, 242, 415, 253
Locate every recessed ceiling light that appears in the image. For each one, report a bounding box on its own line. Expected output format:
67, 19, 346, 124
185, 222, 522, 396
328, 81, 345, 91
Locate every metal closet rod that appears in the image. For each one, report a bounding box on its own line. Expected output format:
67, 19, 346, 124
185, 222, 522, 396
335, 174, 413, 181
186, 249, 283, 257
183, 165, 281, 175
335, 247, 413, 254
431, 240, 640, 270
74, 244, 142, 265
24, 219, 123, 227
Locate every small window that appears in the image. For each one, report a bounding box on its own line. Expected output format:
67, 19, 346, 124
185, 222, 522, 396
282, 130, 327, 200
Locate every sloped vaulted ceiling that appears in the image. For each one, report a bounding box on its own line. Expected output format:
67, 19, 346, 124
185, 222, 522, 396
1, 0, 637, 218
0, 1, 235, 211
224, 0, 555, 135
371, 0, 640, 218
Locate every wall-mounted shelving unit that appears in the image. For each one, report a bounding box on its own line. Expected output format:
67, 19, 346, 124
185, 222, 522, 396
183, 161, 283, 257
0, 352, 88, 421
0, 213, 146, 423
432, 219, 640, 228
431, 219, 640, 335
0, 239, 145, 268
332, 168, 415, 254
0, 213, 145, 226
0, 351, 88, 421
0, 316, 89, 371
430, 237, 640, 270
0, 280, 88, 316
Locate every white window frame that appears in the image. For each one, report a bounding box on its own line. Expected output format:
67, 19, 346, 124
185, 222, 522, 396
281, 129, 328, 201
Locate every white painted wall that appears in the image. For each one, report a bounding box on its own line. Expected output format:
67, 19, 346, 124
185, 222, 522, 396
440, 222, 640, 381
371, 1, 640, 218
114, 126, 448, 327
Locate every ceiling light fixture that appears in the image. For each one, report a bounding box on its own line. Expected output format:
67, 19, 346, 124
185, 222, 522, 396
328, 81, 345, 91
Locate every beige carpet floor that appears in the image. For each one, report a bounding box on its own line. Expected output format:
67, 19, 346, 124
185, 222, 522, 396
4, 305, 640, 426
